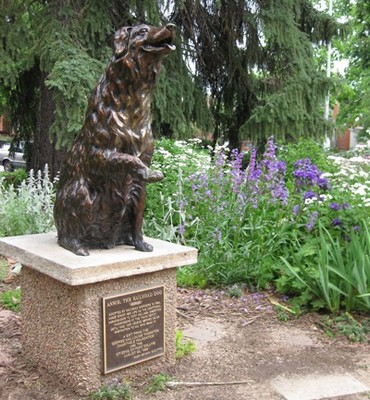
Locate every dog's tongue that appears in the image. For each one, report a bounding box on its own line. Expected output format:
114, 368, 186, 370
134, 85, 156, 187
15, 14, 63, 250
143, 43, 176, 53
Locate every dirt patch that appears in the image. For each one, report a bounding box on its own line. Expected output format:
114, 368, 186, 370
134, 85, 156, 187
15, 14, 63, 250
163, 289, 369, 400
0, 271, 369, 400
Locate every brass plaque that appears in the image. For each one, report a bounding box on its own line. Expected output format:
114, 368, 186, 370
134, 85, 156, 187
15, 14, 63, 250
102, 286, 165, 374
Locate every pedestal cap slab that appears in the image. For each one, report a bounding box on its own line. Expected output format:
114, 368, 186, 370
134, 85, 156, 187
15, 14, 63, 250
0, 232, 197, 286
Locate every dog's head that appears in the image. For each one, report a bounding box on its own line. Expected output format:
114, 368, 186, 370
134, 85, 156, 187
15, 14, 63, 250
114, 23, 176, 58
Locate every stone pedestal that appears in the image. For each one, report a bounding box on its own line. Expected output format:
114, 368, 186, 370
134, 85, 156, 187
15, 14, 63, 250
0, 232, 197, 395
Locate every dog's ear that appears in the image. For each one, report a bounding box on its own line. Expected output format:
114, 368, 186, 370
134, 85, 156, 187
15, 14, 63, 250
114, 27, 132, 56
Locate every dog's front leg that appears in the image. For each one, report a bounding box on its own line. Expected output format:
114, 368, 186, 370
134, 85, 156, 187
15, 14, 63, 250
90, 147, 163, 182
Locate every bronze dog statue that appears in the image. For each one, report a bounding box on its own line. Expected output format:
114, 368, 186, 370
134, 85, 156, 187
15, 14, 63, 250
54, 23, 176, 256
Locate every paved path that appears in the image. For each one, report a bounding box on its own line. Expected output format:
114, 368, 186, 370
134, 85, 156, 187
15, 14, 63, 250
135, 315, 370, 399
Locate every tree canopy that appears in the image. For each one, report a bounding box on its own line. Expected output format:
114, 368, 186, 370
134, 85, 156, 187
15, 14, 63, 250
0, 0, 211, 176
333, 0, 370, 138
173, 0, 346, 148
0, 0, 346, 176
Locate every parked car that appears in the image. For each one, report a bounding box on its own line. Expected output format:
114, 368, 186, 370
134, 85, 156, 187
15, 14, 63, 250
0, 141, 26, 171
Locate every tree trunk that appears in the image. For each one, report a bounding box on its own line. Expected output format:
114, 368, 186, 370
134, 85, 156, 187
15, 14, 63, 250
31, 71, 67, 180
227, 125, 240, 151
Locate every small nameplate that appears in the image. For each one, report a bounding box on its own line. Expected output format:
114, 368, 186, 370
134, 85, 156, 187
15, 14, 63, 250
102, 286, 165, 374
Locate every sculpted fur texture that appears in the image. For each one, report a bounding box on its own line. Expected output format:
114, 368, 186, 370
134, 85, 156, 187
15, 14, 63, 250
54, 23, 176, 256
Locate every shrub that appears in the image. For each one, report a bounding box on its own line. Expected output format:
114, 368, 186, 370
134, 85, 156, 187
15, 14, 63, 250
279, 138, 338, 176
145, 373, 173, 394
0, 288, 21, 312
144, 138, 209, 241
90, 381, 133, 400
0, 166, 55, 237
145, 138, 370, 313
323, 313, 370, 342
279, 220, 370, 313
0, 168, 28, 189
175, 330, 196, 359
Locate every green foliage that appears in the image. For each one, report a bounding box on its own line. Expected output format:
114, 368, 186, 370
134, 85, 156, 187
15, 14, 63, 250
145, 373, 173, 394
279, 138, 339, 177
334, 0, 370, 134
279, 221, 370, 314
30, 5, 112, 148
153, 41, 213, 139
176, 0, 345, 147
146, 139, 370, 314
144, 138, 209, 242
175, 330, 196, 359
182, 202, 291, 288
168, 141, 292, 289
226, 283, 244, 298
177, 266, 207, 289
0, 169, 28, 189
90, 381, 133, 400
0, 258, 8, 281
0, 167, 55, 237
0, 0, 213, 160
0, 288, 21, 312
45, 40, 106, 148
323, 313, 370, 342
275, 305, 300, 322
1, 0, 349, 172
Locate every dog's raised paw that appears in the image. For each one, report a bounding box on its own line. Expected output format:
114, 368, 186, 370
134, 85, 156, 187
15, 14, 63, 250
146, 170, 164, 183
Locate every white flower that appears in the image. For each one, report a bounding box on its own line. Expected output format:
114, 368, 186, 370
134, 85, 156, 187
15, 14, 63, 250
174, 140, 187, 147
349, 156, 368, 163
354, 187, 367, 196
319, 194, 332, 201
336, 169, 349, 176
328, 155, 343, 162
157, 148, 172, 157
305, 197, 317, 205
188, 138, 202, 144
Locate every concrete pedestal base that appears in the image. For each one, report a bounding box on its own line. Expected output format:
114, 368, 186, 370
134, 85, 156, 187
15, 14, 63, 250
0, 232, 197, 395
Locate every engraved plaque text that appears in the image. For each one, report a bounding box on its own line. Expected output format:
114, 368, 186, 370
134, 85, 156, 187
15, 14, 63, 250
102, 286, 165, 373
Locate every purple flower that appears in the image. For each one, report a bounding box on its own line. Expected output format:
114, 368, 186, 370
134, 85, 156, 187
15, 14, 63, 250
215, 151, 226, 167
179, 224, 185, 235
230, 149, 246, 194
247, 148, 260, 182
317, 177, 330, 190
292, 205, 300, 215
332, 218, 342, 226
293, 158, 330, 191
353, 225, 360, 232
330, 202, 341, 210
262, 136, 277, 160
251, 137, 289, 205
306, 211, 318, 231
303, 190, 316, 199
211, 228, 222, 241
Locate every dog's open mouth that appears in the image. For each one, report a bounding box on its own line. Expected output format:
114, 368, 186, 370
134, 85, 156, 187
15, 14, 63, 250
142, 36, 176, 53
